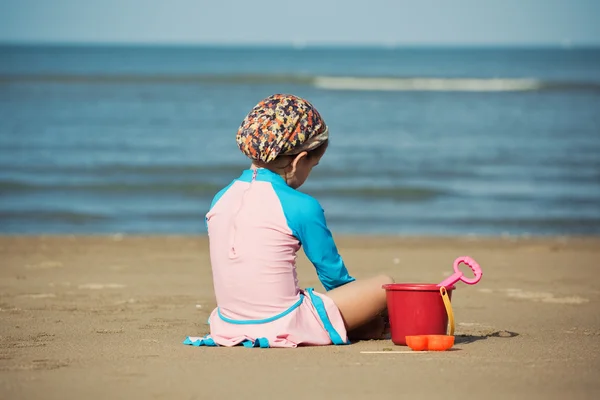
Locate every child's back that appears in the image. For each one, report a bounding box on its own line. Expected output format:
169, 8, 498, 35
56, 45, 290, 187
184, 94, 393, 349
208, 168, 331, 320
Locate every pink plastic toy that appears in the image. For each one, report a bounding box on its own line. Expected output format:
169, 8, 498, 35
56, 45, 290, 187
437, 256, 482, 288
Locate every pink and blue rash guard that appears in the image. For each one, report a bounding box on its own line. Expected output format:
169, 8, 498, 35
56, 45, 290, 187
183, 167, 355, 348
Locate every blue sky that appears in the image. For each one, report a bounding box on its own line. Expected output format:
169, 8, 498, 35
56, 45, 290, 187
1, 0, 599, 46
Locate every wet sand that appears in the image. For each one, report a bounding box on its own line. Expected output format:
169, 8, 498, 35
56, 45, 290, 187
1, 235, 599, 400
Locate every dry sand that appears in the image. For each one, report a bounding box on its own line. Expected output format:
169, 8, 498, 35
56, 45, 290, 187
1, 235, 599, 400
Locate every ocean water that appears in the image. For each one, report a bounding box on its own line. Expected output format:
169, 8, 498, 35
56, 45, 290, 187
0, 45, 599, 236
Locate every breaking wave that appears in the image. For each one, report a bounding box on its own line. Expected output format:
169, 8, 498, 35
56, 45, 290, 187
2, 73, 600, 92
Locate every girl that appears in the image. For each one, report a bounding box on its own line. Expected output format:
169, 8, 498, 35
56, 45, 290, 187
184, 94, 394, 348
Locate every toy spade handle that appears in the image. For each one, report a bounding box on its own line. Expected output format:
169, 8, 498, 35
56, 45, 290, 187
454, 256, 482, 285
437, 256, 483, 288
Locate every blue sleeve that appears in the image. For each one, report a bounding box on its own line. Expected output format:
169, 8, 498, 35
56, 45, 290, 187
298, 200, 355, 291
277, 188, 355, 291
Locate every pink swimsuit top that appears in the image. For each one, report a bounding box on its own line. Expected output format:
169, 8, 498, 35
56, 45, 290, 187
183, 168, 355, 348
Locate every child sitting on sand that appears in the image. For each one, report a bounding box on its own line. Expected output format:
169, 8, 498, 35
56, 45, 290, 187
184, 94, 394, 348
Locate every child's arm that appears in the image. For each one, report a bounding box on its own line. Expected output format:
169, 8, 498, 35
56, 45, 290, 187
295, 198, 356, 292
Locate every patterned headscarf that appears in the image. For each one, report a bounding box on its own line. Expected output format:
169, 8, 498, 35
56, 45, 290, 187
236, 94, 329, 163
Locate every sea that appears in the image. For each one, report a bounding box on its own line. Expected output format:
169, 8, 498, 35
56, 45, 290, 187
0, 45, 599, 236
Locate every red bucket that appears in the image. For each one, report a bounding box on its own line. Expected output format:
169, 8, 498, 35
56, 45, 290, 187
382, 283, 455, 346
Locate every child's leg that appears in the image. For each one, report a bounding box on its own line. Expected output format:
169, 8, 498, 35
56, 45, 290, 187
326, 274, 394, 339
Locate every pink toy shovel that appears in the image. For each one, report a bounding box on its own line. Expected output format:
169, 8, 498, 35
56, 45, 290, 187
438, 256, 483, 288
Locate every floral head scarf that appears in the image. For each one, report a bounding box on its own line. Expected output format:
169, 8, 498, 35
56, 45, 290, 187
236, 94, 329, 163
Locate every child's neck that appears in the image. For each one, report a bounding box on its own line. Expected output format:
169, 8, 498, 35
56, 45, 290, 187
250, 163, 288, 182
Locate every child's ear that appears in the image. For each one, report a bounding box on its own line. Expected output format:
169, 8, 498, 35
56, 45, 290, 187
289, 152, 308, 175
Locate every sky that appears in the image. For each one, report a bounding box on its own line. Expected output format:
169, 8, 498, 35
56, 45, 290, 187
1, 0, 599, 46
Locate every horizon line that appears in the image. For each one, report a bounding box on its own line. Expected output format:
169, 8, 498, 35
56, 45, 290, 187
1, 39, 599, 50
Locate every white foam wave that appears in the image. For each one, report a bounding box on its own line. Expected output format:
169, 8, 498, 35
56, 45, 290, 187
312, 76, 544, 92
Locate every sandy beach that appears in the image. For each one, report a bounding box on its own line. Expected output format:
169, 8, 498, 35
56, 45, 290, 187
1, 235, 599, 400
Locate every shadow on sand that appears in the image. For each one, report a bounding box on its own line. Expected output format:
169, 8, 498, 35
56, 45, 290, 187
455, 330, 519, 345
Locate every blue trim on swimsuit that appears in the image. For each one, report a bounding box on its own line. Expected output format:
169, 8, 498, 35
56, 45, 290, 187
183, 335, 269, 348
184, 288, 348, 348
242, 337, 270, 348
183, 334, 217, 347
306, 288, 350, 345
216, 294, 305, 325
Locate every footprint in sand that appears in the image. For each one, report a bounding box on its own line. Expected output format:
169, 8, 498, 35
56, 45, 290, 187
139, 318, 187, 330
0, 359, 69, 371
48, 282, 72, 288
25, 261, 63, 269
1, 333, 55, 349
478, 288, 589, 305
19, 293, 56, 299
78, 283, 126, 290
564, 327, 600, 336
95, 329, 124, 334
458, 322, 483, 327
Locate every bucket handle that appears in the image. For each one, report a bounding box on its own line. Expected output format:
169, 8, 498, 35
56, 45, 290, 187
440, 286, 455, 336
